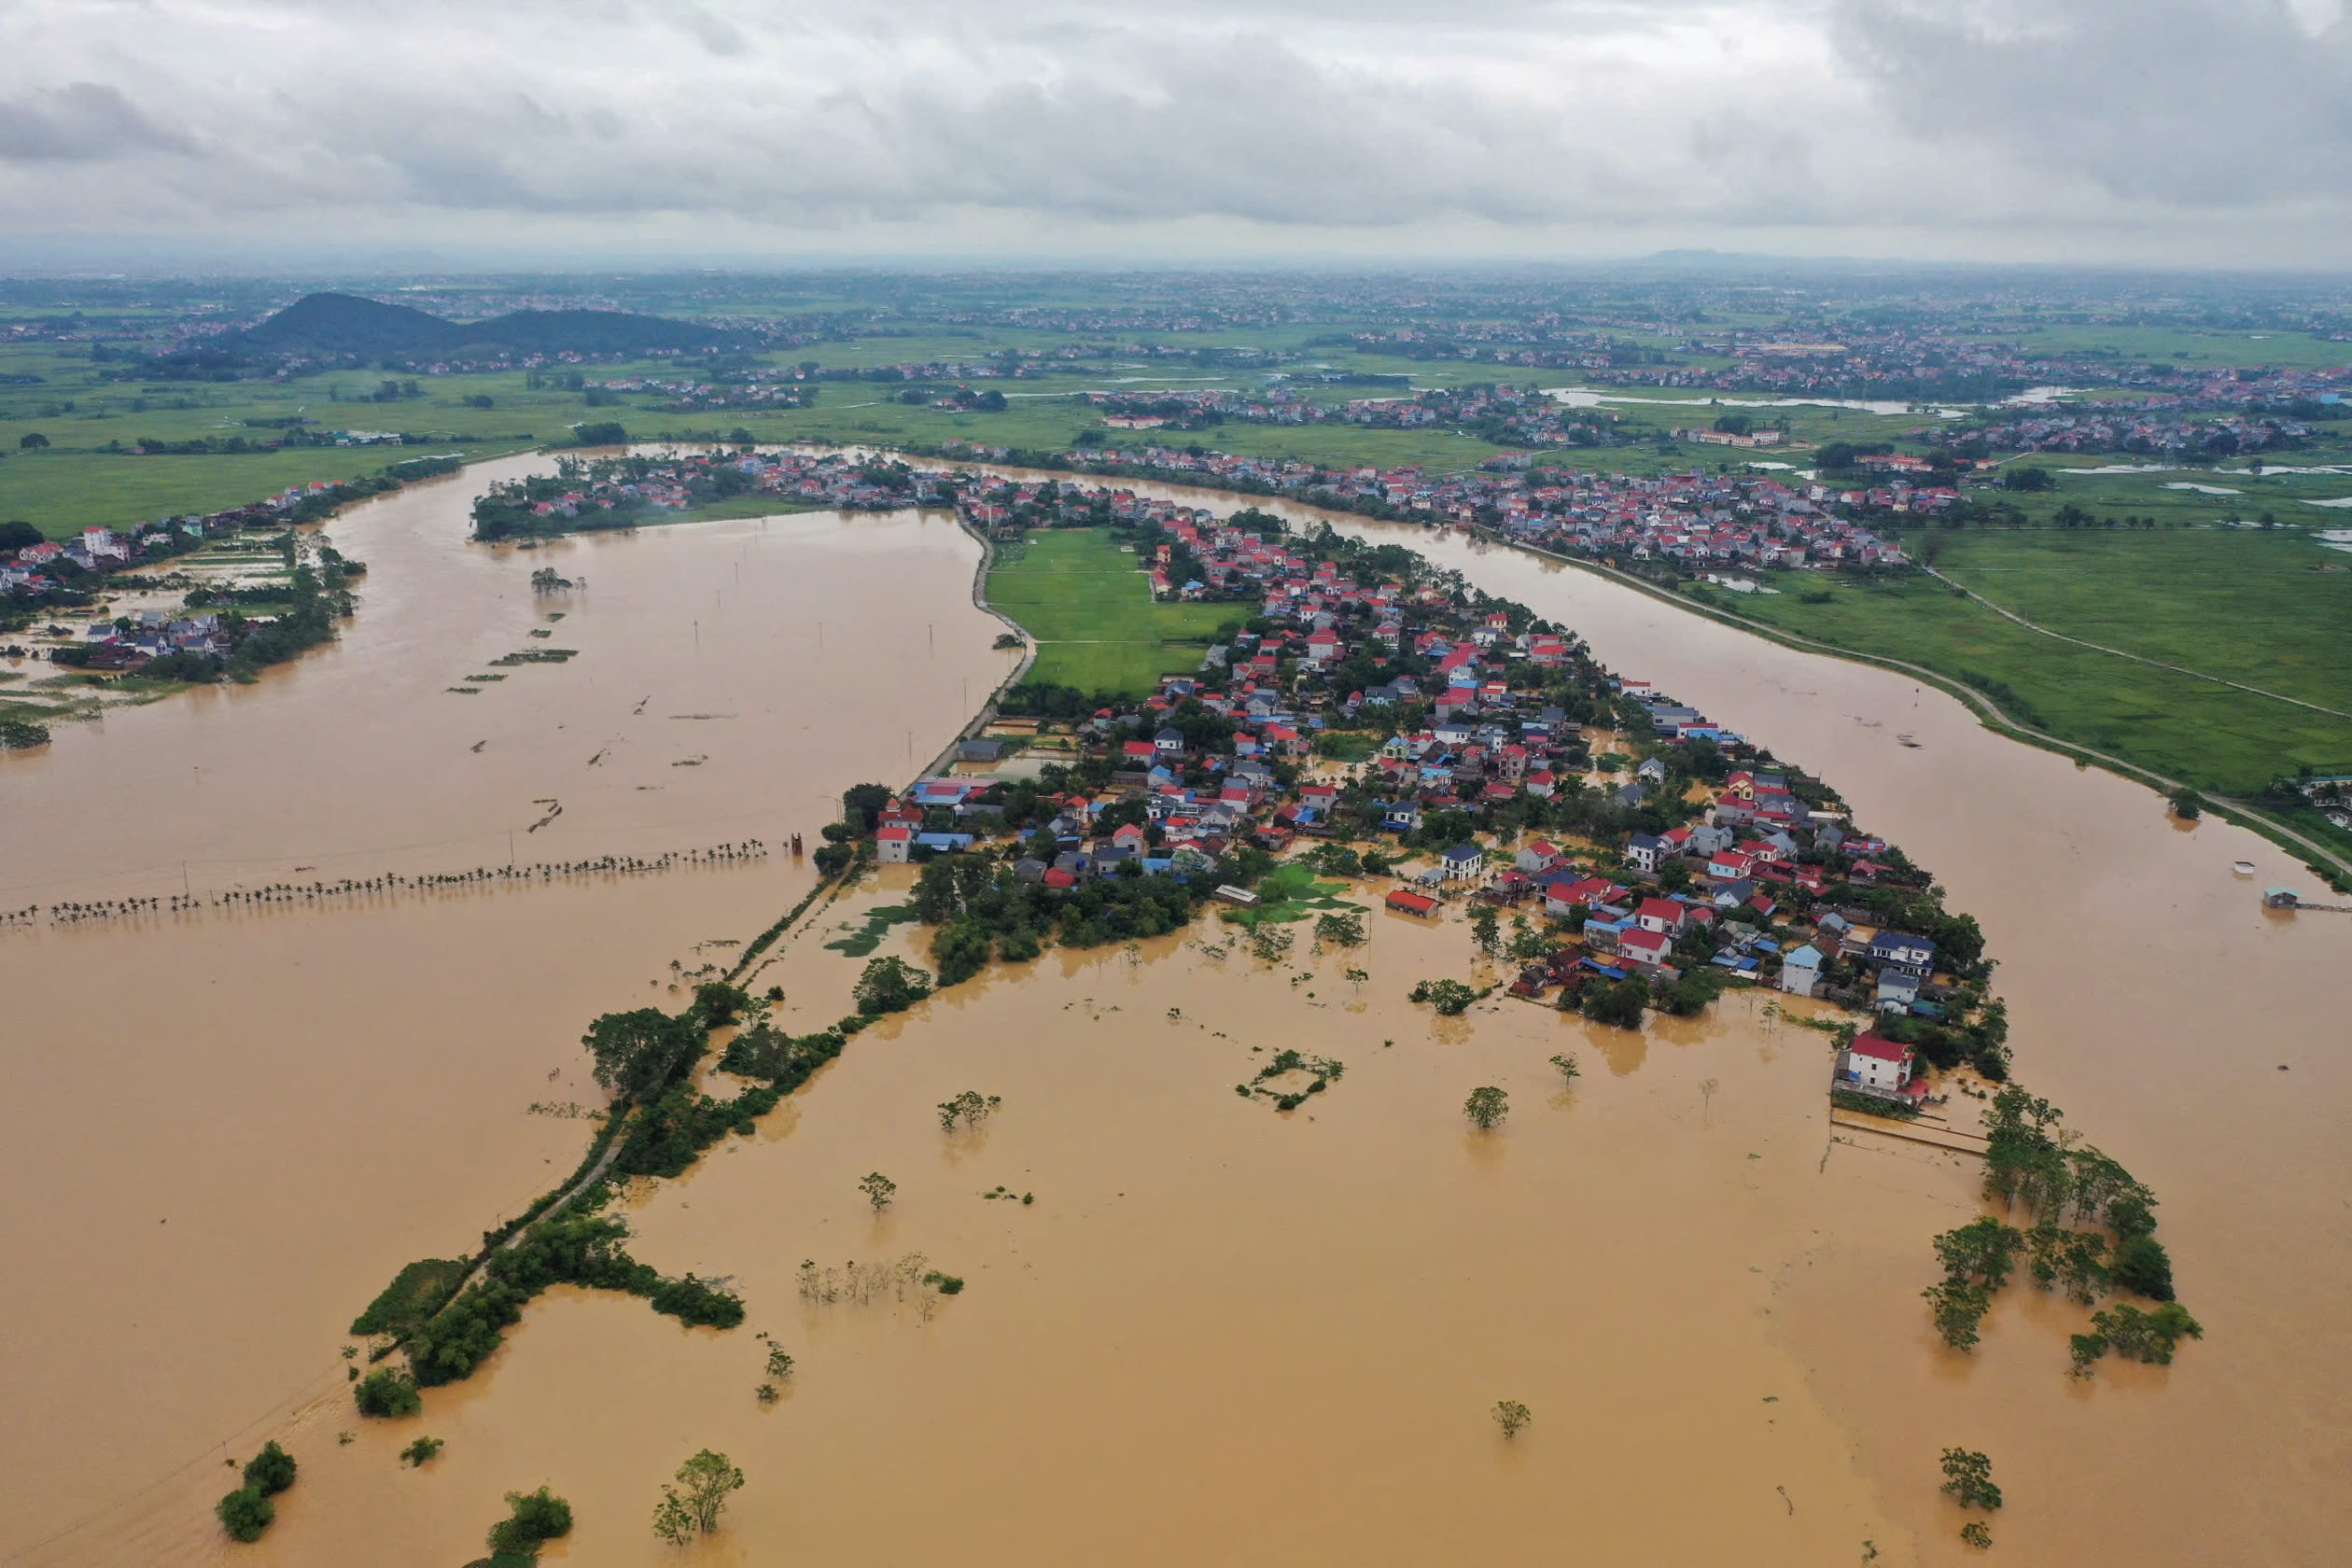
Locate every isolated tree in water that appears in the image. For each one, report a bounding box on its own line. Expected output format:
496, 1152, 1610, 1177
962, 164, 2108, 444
1939, 1448, 2002, 1513
653, 1449, 746, 1545
1470, 904, 1501, 960
860, 1172, 897, 1211
1492, 1399, 1532, 1439
1464, 1085, 1509, 1130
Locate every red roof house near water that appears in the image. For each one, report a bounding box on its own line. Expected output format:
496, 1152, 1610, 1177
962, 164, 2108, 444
1386, 889, 1439, 917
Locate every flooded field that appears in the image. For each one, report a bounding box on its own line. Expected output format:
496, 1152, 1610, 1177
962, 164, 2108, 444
0, 458, 1020, 1561
5, 463, 2346, 1565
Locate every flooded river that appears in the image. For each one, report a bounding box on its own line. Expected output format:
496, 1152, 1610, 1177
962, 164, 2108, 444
4, 464, 2345, 1565
0, 456, 1020, 1561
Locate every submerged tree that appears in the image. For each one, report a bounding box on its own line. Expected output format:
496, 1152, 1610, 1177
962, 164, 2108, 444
242, 1441, 297, 1496
1313, 909, 1366, 950
860, 1172, 897, 1211
1492, 1399, 1533, 1439
1470, 904, 1501, 960
1464, 1085, 1509, 1131
654, 1449, 746, 1545
215, 1485, 274, 1543
937, 1090, 1001, 1131
486, 1487, 574, 1556
853, 956, 932, 1015
581, 1007, 705, 1100
1939, 1448, 2002, 1513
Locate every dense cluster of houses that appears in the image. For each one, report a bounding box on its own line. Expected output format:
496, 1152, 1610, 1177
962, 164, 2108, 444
1937, 410, 2320, 457
1079, 384, 1625, 449
68, 608, 230, 665
856, 510, 1973, 1110
990, 442, 1924, 568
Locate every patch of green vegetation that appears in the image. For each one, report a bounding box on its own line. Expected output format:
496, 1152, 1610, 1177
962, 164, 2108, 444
350, 1257, 471, 1339
984, 527, 1231, 694
1218, 861, 1361, 927
822, 902, 917, 957
1722, 529, 2352, 793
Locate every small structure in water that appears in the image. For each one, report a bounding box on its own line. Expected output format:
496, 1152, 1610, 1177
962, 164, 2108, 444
2265, 886, 2352, 914
2233, 861, 2257, 877
790, 833, 804, 856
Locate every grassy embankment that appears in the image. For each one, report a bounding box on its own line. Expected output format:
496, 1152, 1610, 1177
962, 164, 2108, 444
1716, 528, 2352, 796
982, 528, 1230, 696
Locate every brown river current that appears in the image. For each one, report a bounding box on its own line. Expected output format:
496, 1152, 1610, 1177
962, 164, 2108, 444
0, 460, 2344, 1566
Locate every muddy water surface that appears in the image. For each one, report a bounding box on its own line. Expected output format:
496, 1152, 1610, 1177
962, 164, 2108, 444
1307, 520, 2352, 1567
9, 465, 2345, 1566
234, 892, 1910, 1568
0, 462, 1018, 1561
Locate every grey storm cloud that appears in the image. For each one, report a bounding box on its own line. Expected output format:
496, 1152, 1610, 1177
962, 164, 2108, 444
1835, 0, 2352, 204
0, 82, 192, 162
0, 0, 2345, 260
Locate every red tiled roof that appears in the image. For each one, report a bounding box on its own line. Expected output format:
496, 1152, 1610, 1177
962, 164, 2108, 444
1849, 1032, 1911, 1062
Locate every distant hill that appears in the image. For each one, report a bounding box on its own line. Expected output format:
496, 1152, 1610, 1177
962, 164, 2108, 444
233, 292, 726, 358
238, 292, 457, 355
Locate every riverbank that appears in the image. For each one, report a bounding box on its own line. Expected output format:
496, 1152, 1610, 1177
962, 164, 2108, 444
803, 441, 2347, 884
1499, 534, 2352, 887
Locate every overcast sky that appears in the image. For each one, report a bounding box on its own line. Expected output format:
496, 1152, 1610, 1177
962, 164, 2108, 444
2, 0, 2347, 271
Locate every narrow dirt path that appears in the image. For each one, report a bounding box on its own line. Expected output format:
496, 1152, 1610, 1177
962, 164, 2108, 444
1920, 565, 2352, 723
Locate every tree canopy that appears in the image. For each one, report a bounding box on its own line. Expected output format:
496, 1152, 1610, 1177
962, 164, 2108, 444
581, 1007, 705, 1099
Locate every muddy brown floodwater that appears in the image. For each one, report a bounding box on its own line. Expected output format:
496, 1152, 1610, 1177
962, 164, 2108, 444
0, 455, 1021, 1563
5, 466, 2345, 1566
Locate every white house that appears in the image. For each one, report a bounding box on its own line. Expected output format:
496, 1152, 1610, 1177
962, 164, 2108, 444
1876, 969, 1923, 1013
1617, 926, 1673, 969
1869, 931, 1938, 977
1632, 897, 1687, 936
1780, 943, 1824, 998
875, 824, 914, 864
1625, 833, 1668, 875
1439, 844, 1486, 881
1840, 1032, 1914, 1093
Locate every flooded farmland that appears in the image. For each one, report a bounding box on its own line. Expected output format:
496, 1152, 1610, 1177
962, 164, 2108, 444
4, 463, 2345, 1566
0, 456, 1020, 1561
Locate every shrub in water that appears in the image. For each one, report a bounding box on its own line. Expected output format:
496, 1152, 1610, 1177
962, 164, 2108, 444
216, 1484, 275, 1543
355, 1366, 422, 1419
243, 1440, 297, 1496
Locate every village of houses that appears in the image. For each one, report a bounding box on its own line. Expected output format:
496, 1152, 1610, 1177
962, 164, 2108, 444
0, 479, 364, 665
947, 435, 1932, 570
5, 437, 1979, 1112
855, 498, 1981, 1116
